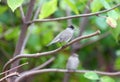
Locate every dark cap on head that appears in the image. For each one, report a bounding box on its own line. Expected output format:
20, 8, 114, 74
68, 25, 74, 29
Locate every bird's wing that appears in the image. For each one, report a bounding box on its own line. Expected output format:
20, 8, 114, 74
47, 30, 65, 46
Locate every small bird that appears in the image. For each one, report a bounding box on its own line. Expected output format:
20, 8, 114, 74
47, 25, 74, 46
66, 53, 80, 70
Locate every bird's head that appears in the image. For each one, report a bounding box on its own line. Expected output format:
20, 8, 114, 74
68, 25, 74, 30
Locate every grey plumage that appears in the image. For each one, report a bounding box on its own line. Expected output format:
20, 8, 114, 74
47, 25, 74, 46
66, 53, 80, 70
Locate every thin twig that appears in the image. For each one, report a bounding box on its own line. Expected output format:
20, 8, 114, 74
31, 57, 55, 70
28, 3, 120, 23
0, 72, 19, 82
15, 68, 120, 82
0, 62, 28, 76
19, 6, 25, 22
3, 30, 100, 72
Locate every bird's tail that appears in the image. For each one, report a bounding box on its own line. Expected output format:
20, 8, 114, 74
47, 39, 60, 46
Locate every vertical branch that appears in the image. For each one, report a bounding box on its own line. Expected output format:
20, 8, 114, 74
11, 0, 36, 71
21, 0, 44, 53
66, 6, 72, 25
8, 0, 36, 82
63, 5, 72, 82
71, 1, 90, 53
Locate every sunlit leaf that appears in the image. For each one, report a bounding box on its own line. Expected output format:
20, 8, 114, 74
100, 0, 119, 19
65, 0, 79, 14
39, 0, 57, 19
0, 6, 8, 14
100, 76, 115, 82
91, 0, 103, 12
84, 71, 99, 80
7, 0, 24, 12
114, 57, 120, 70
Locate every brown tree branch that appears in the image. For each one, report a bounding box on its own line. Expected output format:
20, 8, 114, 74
15, 68, 120, 82
28, 3, 120, 23
3, 30, 101, 72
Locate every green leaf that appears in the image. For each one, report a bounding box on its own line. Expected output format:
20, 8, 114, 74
114, 57, 120, 70
90, 0, 103, 12
64, 0, 79, 14
110, 18, 120, 42
7, 0, 24, 12
84, 71, 99, 80
4, 28, 19, 40
100, 0, 119, 19
100, 76, 115, 82
39, 0, 57, 19
0, 6, 8, 14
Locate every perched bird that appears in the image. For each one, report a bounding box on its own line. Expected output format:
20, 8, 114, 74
47, 25, 74, 46
66, 53, 80, 70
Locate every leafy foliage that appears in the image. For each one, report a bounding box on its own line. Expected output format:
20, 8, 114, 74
0, 0, 120, 82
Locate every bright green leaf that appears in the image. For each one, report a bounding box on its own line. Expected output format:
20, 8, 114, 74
90, 0, 103, 12
39, 0, 57, 19
65, 0, 79, 14
7, 0, 24, 12
114, 57, 120, 70
0, 6, 8, 14
84, 71, 99, 80
100, 0, 119, 19
100, 76, 115, 82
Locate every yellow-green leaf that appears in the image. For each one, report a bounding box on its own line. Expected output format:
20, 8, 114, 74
7, 0, 24, 12
100, 76, 115, 82
84, 71, 99, 80
90, 0, 103, 12
39, 0, 57, 19
65, 0, 79, 14
110, 18, 120, 42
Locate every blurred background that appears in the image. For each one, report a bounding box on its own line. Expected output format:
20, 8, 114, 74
0, 0, 120, 82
